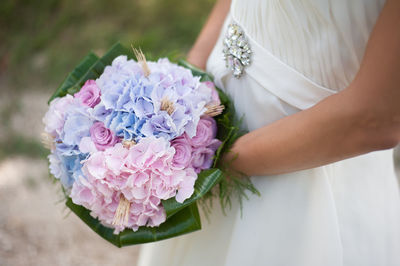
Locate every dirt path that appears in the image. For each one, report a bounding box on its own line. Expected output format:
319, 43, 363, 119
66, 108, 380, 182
0, 91, 140, 266
0, 157, 140, 266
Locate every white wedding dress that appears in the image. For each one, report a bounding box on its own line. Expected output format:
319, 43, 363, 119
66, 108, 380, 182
137, 0, 400, 265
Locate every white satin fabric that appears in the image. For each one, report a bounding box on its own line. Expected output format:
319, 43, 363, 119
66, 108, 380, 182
137, 1, 400, 265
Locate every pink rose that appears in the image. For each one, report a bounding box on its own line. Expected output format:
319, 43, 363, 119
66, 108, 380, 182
171, 134, 192, 169
207, 138, 222, 151
189, 117, 217, 148
203, 81, 221, 105
89, 122, 119, 151
74, 80, 101, 108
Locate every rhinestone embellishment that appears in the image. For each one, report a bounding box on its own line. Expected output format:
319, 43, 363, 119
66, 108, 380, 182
223, 23, 252, 78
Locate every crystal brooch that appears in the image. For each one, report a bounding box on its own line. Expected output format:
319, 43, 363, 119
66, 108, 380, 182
223, 23, 252, 78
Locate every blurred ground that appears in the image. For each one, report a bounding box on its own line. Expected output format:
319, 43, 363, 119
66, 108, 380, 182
0, 157, 139, 266
0, 1, 214, 265
0, 91, 140, 266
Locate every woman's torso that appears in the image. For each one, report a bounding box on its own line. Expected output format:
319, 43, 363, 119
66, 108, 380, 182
205, 0, 400, 265
138, 1, 400, 265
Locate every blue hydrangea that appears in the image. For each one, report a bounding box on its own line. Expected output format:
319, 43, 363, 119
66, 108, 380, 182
58, 100, 94, 155
104, 110, 146, 140
49, 151, 87, 189
95, 56, 213, 141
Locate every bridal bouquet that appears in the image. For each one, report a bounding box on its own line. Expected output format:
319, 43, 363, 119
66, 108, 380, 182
42, 43, 257, 247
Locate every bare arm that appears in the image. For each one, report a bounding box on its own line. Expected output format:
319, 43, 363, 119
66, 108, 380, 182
225, 0, 400, 176
186, 0, 231, 69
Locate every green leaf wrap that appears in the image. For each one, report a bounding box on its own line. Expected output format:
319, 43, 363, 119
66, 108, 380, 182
162, 168, 223, 218
66, 198, 201, 247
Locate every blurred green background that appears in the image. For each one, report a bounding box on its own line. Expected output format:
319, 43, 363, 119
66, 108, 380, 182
0, 0, 214, 161
0, 2, 214, 265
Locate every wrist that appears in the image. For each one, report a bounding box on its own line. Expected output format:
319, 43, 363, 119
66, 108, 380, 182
186, 49, 207, 70
221, 139, 249, 176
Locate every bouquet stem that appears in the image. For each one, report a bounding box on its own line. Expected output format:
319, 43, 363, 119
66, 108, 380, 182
205, 104, 225, 117
112, 194, 131, 226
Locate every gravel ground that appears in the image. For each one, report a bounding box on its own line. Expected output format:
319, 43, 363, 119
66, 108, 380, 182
0, 91, 140, 266
0, 156, 140, 266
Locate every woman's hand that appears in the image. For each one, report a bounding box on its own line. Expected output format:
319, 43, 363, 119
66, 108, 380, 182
186, 0, 231, 69
224, 0, 400, 176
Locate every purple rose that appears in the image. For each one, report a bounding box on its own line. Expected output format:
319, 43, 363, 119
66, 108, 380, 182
208, 139, 222, 151
190, 138, 222, 173
74, 80, 101, 108
189, 117, 217, 148
89, 122, 119, 151
190, 146, 216, 173
171, 134, 192, 169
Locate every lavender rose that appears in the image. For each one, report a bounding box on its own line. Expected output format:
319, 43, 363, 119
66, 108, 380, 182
90, 122, 119, 151
190, 138, 221, 173
190, 146, 216, 173
188, 117, 217, 148
171, 134, 192, 169
74, 80, 101, 108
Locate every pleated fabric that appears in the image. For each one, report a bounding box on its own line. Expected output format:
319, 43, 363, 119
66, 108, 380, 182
137, 1, 400, 265
231, 0, 386, 91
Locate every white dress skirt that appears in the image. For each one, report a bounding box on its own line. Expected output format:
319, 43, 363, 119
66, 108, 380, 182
137, 0, 400, 265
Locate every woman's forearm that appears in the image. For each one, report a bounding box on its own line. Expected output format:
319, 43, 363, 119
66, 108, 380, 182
226, 0, 400, 176
187, 0, 231, 69
226, 90, 371, 176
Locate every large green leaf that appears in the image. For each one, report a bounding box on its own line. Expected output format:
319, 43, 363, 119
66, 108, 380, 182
177, 60, 212, 82
49, 52, 99, 103
66, 198, 201, 247
66, 198, 119, 245
48, 43, 132, 103
162, 168, 223, 218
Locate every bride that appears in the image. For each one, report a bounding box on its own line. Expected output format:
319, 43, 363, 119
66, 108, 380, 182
138, 0, 400, 265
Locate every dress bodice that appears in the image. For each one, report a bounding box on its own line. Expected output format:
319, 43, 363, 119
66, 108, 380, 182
231, 0, 385, 91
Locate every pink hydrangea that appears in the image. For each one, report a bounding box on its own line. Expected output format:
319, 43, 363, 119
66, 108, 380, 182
70, 137, 197, 233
